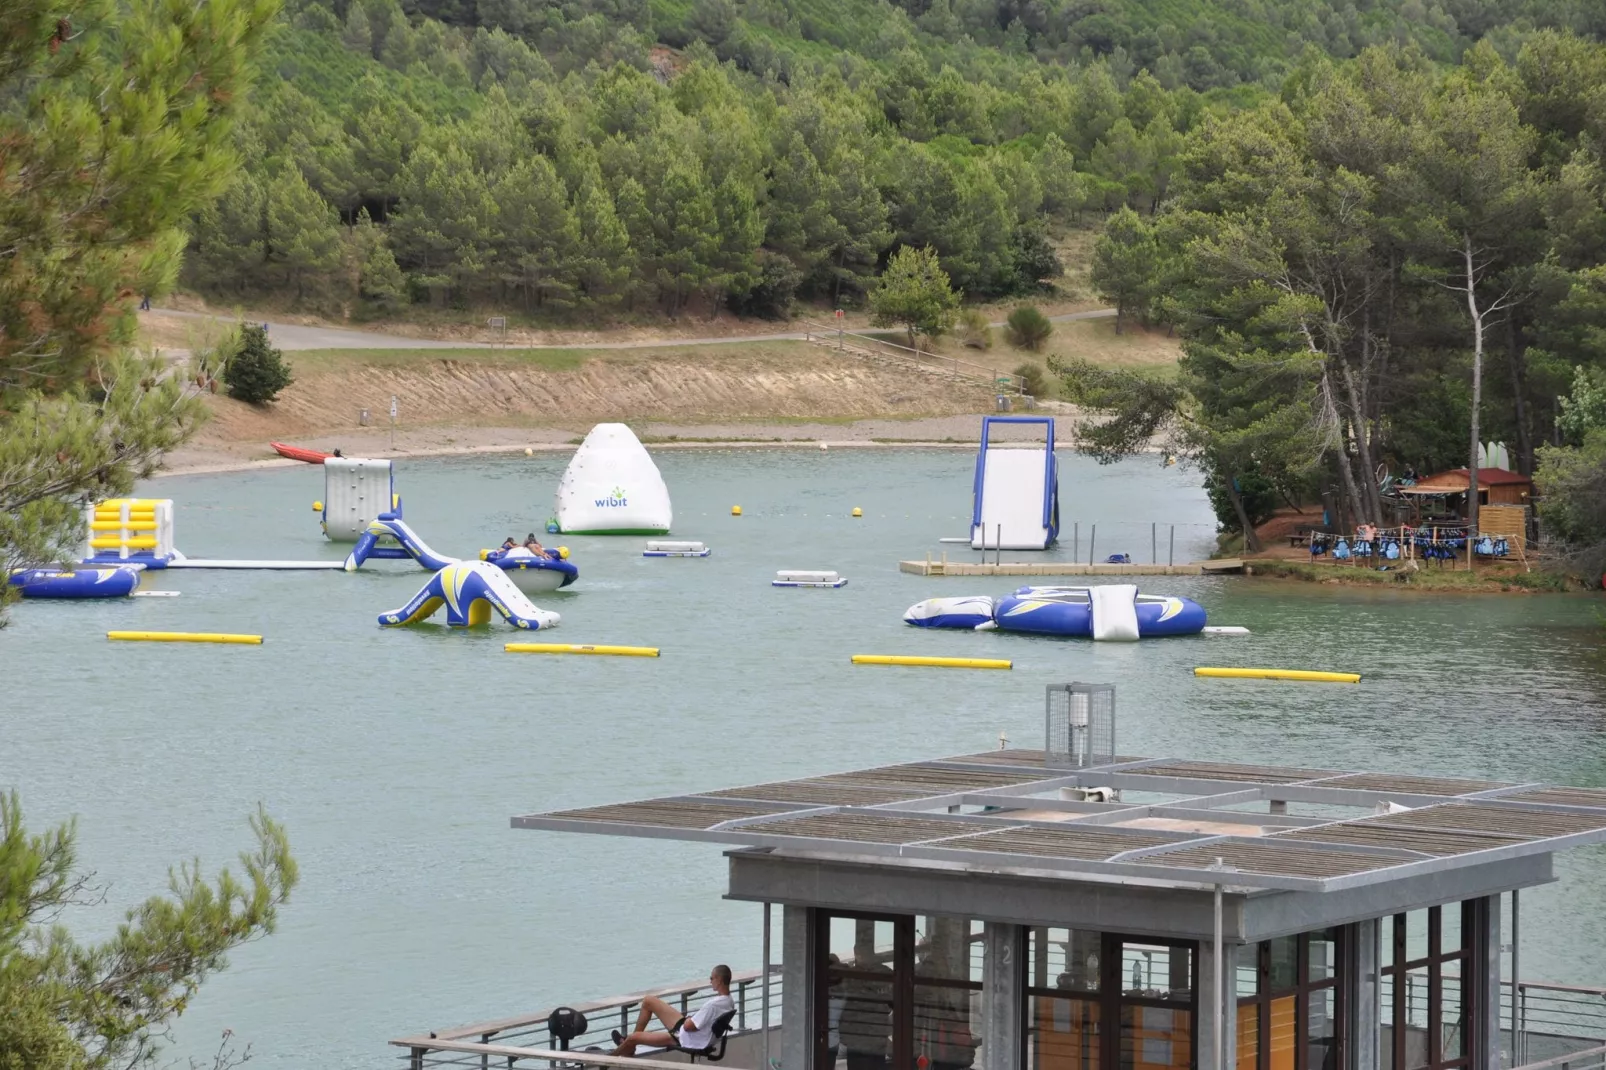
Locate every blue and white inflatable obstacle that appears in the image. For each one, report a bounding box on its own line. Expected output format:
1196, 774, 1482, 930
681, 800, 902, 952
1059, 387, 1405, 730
904, 584, 1206, 641
8, 566, 143, 599
644, 540, 710, 558
379, 561, 560, 630
774, 570, 847, 588
345, 516, 580, 593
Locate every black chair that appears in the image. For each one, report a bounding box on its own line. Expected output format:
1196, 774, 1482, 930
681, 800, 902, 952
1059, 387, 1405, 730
674, 1009, 737, 1063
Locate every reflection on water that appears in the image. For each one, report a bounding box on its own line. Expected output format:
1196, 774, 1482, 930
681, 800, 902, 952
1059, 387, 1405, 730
2, 449, 1603, 1069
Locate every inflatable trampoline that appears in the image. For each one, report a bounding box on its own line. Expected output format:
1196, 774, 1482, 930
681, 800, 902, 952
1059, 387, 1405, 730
9, 566, 143, 599
484, 546, 579, 593
904, 584, 1206, 641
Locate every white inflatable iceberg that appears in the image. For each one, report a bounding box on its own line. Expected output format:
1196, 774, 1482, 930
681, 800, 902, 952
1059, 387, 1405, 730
555, 424, 672, 535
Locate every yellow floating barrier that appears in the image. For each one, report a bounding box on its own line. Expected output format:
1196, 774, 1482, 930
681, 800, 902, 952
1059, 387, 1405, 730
852, 654, 1012, 670
108, 631, 263, 645
1194, 667, 1360, 683
505, 643, 660, 657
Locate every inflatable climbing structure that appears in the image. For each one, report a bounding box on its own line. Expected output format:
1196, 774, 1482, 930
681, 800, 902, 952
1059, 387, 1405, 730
555, 424, 672, 535
904, 584, 1205, 640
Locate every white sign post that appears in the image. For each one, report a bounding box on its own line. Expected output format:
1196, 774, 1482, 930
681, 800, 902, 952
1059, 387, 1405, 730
389, 395, 398, 449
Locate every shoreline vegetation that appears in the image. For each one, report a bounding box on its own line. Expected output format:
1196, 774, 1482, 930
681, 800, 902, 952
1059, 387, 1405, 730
1239, 559, 1577, 594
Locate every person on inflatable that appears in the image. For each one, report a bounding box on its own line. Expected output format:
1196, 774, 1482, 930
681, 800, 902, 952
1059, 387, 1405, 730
522, 532, 549, 556
500, 536, 517, 551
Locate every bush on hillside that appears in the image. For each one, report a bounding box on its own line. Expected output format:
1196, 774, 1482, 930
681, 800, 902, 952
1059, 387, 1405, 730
1005, 305, 1053, 351
224, 324, 294, 405
960, 309, 993, 349
1014, 362, 1047, 397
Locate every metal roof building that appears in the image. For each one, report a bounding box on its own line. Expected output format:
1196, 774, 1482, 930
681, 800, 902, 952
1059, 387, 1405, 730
498, 748, 1606, 1070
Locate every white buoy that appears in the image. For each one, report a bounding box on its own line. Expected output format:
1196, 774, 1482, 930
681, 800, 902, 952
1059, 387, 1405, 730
1202, 626, 1250, 635
819, 442, 828, 450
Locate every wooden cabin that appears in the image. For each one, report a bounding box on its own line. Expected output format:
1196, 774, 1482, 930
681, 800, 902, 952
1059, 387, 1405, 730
1396, 467, 1532, 510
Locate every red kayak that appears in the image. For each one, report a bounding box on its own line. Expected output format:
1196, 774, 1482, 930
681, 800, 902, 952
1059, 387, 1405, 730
271, 441, 332, 464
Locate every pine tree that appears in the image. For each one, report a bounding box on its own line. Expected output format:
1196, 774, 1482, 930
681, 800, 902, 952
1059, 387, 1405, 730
1089, 207, 1159, 334
0, 793, 298, 1069
571, 173, 635, 309
869, 245, 960, 348
0, 0, 275, 593
266, 164, 344, 299
225, 324, 295, 405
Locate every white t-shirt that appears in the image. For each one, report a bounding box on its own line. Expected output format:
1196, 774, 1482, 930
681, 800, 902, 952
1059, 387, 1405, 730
677, 993, 735, 1050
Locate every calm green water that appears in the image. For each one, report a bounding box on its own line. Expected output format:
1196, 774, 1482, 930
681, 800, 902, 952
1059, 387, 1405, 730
5, 449, 1606, 1069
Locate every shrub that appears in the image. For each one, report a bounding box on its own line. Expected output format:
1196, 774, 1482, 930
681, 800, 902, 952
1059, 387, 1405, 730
1014, 362, 1047, 397
1004, 305, 1053, 351
959, 308, 992, 349
224, 324, 294, 405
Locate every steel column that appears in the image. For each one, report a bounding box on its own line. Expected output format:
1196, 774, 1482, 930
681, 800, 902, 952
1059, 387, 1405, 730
782, 905, 814, 1070
1349, 919, 1380, 1070
1472, 896, 1502, 1070
982, 924, 1025, 1070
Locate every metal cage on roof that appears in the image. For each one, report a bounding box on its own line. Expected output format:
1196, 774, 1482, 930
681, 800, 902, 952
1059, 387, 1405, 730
1045, 683, 1115, 769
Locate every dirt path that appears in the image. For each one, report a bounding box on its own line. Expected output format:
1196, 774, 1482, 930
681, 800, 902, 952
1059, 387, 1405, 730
145, 306, 1115, 352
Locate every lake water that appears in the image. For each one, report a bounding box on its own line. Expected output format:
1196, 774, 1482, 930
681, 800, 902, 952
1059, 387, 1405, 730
4, 449, 1605, 1069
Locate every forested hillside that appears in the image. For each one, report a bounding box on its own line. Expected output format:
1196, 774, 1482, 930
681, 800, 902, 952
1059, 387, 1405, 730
183, 0, 1604, 321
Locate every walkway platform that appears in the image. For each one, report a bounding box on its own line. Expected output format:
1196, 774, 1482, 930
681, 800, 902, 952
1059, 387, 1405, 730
899, 557, 1244, 576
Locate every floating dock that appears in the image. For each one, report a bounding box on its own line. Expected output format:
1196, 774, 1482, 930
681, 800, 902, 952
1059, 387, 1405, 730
899, 557, 1244, 577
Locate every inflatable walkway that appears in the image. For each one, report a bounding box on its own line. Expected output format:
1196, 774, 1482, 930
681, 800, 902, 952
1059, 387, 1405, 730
904, 584, 1205, 640
379, 561, 560, 630
344, 517, 456, 572
970, 417, 1059, 550
9, 566, 143, 599
555, 424, 672, 534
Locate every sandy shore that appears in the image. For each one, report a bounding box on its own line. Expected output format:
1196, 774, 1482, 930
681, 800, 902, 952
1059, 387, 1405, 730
156, 410, 1078, 477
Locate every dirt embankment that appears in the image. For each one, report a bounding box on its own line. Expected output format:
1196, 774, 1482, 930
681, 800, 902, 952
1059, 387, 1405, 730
169, 345, 1030, 471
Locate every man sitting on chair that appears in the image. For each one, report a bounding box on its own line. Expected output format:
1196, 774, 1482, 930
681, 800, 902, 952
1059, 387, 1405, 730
610, 965, 735, 1057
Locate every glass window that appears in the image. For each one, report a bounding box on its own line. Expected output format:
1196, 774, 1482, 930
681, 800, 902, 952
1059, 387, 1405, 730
1440, 976, 1464, 1062
1307, 931, 1337, 984
831, 917, 897, 970
1307, 989, 1337, 1070
915, 981, 978, 1070
1121, 1005, 1191, 1070
1268, 938, 1298, 993
1120, 943, 1192, 1002
1031, 928, 1101, 994
916, 917, 983, 985
1031, 994, 1099, 1070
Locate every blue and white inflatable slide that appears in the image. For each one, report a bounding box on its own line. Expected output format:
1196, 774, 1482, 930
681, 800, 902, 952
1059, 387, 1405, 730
971, 416, 1059, 550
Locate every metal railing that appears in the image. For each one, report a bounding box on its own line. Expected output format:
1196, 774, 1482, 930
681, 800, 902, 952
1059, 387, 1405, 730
800, 321, 1024, 393
393, 967, 780, 1069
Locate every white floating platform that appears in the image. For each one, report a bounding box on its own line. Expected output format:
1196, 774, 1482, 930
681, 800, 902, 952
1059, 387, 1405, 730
774, 569, 847, 588
1202, 626, 1250, 635
165, 559, 346, 570
644, 540, 710, 558
132, 590, 181, 597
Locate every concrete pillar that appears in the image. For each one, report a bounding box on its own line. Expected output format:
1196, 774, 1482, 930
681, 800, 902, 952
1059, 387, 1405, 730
782, 905, 815, 1070
1348, 920, 1381, 1070
982, 924, 1025, 1070
1199, 940, 1239, 1070
1471, 896, 1502, 1070
1269, 800, 1288, 815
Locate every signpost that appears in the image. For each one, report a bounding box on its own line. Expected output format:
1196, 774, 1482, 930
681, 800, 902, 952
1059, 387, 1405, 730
389, 395, 398, 449
488, 316, 507, 346
835, 308, 843, 350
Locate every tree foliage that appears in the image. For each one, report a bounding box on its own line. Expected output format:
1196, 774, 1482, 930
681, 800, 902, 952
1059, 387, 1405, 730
224, 326, 296, 405
0, 794, 299, 1070
1004, 305, 1053, 351
869, 245, 960, 347
0, 0, 276, 603
1064, 36, 1606, 550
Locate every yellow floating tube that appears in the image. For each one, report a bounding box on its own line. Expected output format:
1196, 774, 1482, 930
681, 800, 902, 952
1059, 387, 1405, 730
852, 654, 1012, 670
505, 643, 660, 657
1194, 667, 1360, 683
108, 631, 263, 645
90, 520, 158, 531
90, 536, 157, 549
